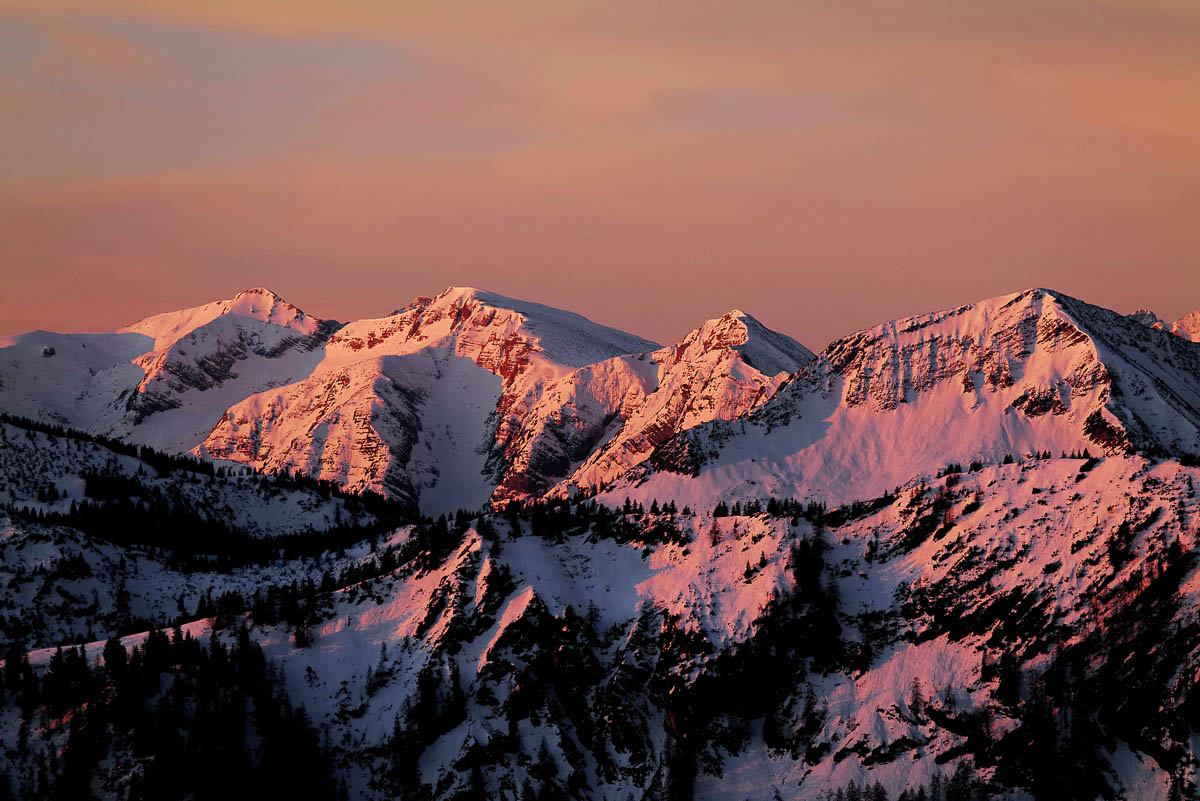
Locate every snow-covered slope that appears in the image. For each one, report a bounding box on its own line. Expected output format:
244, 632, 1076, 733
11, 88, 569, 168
0, 329, 150, 431
203, 348, 505, 514
5, 286, 1198, 518
614, 289, 1200, 509
0, 288, 337, 452
6, 285, 1200, 801
120, 286, 322, 350
220, 456, 1200, 800
1174, 309, 1200, 342
9, 454, 1198, 800
1, 285, 663, 513
506, 310, 816, 503
201, 287, 659, 513
0, 419, 381, 549
1128, 306, 1200, 343
692, 455, 1200, 800
118, 287, 337, 450
0, 511, 381, 651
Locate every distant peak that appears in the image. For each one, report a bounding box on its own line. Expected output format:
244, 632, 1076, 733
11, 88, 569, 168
118, 286, 320, 351
697, 309, 765, 332
226, 287, 313, 324
1127, 308, 1168, 330
671, 309, 813, 375
393, 286, 500, 316
1003, 287, 1059, 304
439, 285, 486, 302
233, 287, 283, 300
1172, 308, 1200, 342
706, 309, 798, 341
691, 312, 752, 346
1125, 305, 1200, 342
231, 287, 292, 306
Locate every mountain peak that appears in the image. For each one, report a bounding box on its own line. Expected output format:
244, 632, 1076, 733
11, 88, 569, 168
232, 286, 283, 301
380, 285, 659, 368
1126, 304, 1200, 342
1127, 307, 1168, 330
622, 285, 1200, 511
1172, 308, 1200, 342
120, 287, 320, 352
437, 285, 485, 303
670, 309, 812, 377
225, 287, 316, 329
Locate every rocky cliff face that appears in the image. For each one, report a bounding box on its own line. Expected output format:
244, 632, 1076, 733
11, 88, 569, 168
201, 286, 659, 513
5, 286, 1199, 516
5, 286, 1200, 801
1129, 306, 1200, 343
529, 311, 815, 501
0, 287, 338, 452
618, 289, 1200, 509
125, 310, 337, 423
199, 289, 816, 513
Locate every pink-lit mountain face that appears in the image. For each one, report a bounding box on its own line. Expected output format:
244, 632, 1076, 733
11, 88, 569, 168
1130, 306, 1200, 342
623, 288, 1200, 509
3, 287, 1198, 515
4, 285, 821, 514
3, 286, 1200, 801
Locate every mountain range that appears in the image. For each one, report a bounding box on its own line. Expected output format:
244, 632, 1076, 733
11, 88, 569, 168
4, 286, 1198, 513
1, 285, 1200, 801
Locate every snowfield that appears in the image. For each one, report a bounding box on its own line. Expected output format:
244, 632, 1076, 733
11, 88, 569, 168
1, 285, 1199, 800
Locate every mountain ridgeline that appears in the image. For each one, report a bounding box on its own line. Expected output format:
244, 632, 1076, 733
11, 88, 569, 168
3, 286, 1198, 514
0, 286, 1199, 800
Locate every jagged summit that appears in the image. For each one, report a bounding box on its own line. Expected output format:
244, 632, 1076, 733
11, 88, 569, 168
6, 284, 1200, 801
203, 286, 660, 512
672, 308, 814, 377
1127, 308, 1168, 330
232, 286, 284, 301
613, 286, 1200, 509
1172, 308, 1200, 342
1127, 303, 1200, 342
527, 309, 814, 501
4, 283, 1198, 513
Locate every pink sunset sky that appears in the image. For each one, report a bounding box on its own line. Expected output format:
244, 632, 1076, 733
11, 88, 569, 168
2, 0, 1199, 351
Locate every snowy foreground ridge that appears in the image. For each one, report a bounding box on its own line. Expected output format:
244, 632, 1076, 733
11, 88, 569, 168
0, 286, 1199, 800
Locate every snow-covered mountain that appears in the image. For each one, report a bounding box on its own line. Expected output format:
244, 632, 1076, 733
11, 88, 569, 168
6, 286, 1200, 518
200, 287, 661, 513
615, 288, 1200, 509
1129, 306, 1200, 343
1, 286, 666, 514
2, 285, 818, 515
1127, 308, 1170, 331
5, 452, 1199, 800
1174, 309, 1200, 342
525, 310, 815, 503
0, 287, 337, 452
4, 284, 1200, 800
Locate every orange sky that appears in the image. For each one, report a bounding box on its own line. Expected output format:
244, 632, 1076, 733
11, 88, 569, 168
2, 0, 1199, 350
